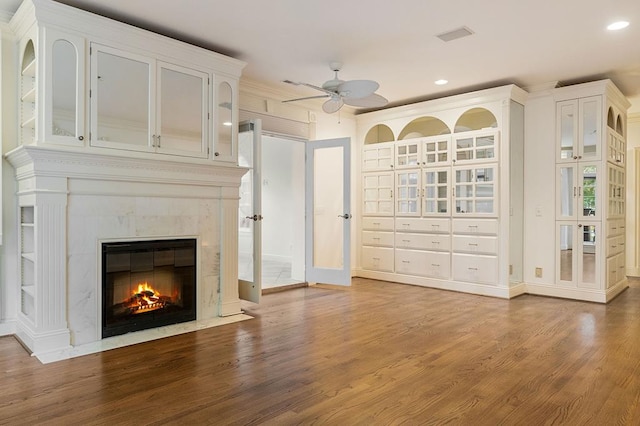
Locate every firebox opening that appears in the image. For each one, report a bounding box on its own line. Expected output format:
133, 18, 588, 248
102, 239, 197, 338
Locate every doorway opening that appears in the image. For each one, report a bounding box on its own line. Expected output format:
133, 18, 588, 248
239, 133, 306, 290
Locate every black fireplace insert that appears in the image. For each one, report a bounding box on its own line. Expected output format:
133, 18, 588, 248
102, 239, 196, 338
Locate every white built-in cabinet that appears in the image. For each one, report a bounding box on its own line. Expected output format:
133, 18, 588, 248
553, 81, 629, 299
357, 86, 526, 298
14, 0, 243, 162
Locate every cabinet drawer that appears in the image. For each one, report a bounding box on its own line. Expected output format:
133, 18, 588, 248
395, 233, 450, 251
362, 231, 394, 247
361, 246, 394, 272
362, 217, 395, 231
452, 253, 498, 285
395, 249, 450, 279
453, 219, 498, 235
452, 235, 498, 255
606, 218, 625, 236
606, 252, 626, 288
395, 217, 450, 233
606, 235, 625, 257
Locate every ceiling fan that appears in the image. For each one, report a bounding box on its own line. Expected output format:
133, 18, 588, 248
282, 62, 388, 113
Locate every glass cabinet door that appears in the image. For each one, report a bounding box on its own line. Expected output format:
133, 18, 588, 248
157, 62, 208, 158
395, 140, 420, 169
215, 78, 236, 162
453, 130, 498, 164
557, 165, 576, 219
422, 136, 450, 166
453, 165, 497, 216
91, 44, 153, 151
557, 100, 577, 161
422, 168, 449, 215
579, 96, 601, 161
45, 29, 85, 146
395, 170, 420, 216
556, 221, 600, 289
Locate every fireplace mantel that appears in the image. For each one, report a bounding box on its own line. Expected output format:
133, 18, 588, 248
5, 145, 248, 359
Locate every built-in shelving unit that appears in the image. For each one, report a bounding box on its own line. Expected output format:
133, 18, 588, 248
20, 41, 36, 145
20, 206, 35, 322
356, 85, 526, 299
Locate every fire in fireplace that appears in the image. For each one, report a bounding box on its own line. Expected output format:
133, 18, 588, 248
102, 239, 197, 338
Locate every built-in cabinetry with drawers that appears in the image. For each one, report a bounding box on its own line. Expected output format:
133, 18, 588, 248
553, 81, 629, 301
356, 85, 526, 298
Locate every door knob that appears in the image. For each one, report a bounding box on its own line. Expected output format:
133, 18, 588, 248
338, 214, 352, 219
245, 214, 263, 221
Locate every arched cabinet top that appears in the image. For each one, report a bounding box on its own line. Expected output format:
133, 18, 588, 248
364, 124, 395, 144
398, 116, 451, 140
22, 39, 36, 73
454, 107, 498, 133
616, 115, 624, 136
607, 107, 615, 129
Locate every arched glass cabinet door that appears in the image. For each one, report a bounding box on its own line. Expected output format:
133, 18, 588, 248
45, 29, 85, 146
215, 79, 236, 162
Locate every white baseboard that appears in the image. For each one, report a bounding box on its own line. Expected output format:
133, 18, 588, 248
0, 319, 17, 336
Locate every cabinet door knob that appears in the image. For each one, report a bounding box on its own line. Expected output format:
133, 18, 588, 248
215, 152, 220, 157
78, 135, 84, 141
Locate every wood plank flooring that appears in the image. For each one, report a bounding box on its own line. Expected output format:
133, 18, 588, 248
2, 278, 640, 425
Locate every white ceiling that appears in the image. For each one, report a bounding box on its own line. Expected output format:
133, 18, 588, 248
6, 0, 640, 112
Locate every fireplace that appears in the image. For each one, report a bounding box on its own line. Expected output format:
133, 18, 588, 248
102, 239, 197, 338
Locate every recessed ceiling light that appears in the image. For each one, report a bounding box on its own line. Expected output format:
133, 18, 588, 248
435, 79, 448, 85
607, 21, 629, 31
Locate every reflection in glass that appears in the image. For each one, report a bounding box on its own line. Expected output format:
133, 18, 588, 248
97, 51, 149, 145
582, 99, 598, 158
52, 40, 76, 137
160, 67, 203, 153
217, 82, 233, 158
582, 225, 596, 285
238, 130, 254, 282
559, 166, 574, 217
582, 165, 597, 216
559, 224, 573, 281
559, 103, 575, 159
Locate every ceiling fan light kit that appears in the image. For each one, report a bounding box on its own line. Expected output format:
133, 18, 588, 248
283, 63, 388, 113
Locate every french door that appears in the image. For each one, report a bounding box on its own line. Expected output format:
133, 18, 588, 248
238, 120, 262, 303
305, 137, 352, 286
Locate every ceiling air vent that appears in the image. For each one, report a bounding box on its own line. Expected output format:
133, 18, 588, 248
436, 26, 474, 42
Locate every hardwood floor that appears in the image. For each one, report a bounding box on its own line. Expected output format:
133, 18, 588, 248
2, 278, 640, 425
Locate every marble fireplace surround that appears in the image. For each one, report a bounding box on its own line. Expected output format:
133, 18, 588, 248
6, 145, 250, 363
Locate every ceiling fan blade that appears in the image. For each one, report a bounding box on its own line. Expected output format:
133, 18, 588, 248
283, 79, 337, 97
343, 93, 388, 108
282, 94, 330, 103
337, 80, 379, 99
322, 97, 344, 114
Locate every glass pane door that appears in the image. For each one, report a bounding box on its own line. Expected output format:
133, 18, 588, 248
238, 120, 262, 303
305, 137, 351, 286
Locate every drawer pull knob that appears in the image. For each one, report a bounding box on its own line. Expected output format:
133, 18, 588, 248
432, 241, 440, 244
402, 239, 410, 242
402, 260, 410, 264
431, 263, 440, 267
468, 267, 478, 271
468, 243, 478, 246
373, 222, 380, 225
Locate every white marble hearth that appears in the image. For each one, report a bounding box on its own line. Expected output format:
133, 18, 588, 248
6, 145, 248, 362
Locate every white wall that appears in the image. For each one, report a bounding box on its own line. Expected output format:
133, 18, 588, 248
626, 103, 640, 276
522, 93, 557, 284
0, 26, 18, 333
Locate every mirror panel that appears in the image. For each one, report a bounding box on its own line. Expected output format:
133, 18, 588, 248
160, 66, 204, 153
559, 224, 573, 281
559, 103, 575, 160
96, 50, 150, 146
